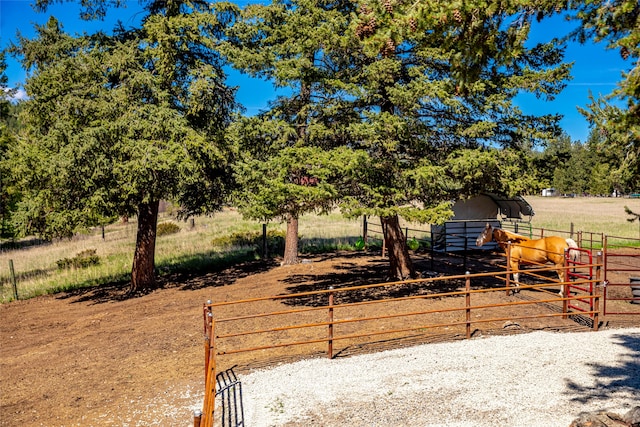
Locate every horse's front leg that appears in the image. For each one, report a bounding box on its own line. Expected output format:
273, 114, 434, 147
511, 261, 520, 294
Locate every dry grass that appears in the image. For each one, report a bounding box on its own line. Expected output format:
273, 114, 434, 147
527, 196, 640, 239
1, 196, 638, 302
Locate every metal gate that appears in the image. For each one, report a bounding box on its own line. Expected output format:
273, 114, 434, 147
215, 367, 245, 427
565, 247, 599, 317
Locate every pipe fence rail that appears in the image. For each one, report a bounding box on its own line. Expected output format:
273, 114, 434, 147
603, 235, 640, 315
196, 261, 603, 426
565, 248, 600, 314
361, 217, 637, 314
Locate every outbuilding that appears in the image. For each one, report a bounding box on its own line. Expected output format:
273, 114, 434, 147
431, 193, 534, 252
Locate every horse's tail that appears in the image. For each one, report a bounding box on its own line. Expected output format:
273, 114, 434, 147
566, 238, 579, 261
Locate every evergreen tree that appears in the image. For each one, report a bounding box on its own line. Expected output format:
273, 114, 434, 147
584, 128, 620, 195
0, 52, 20, 241
335, 1, 570, 278
552, 142, 594, 195
224, 0, 569, 278
534, 133, 572, 188
222, 0, 360, 265
7, 2, 237, 292
589, 162, 613, 196
571, 0, 639, 190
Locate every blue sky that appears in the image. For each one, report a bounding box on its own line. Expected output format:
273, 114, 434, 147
1, 1, 631, 143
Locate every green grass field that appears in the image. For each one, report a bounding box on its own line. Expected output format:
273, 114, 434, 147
1, 196, 638, 302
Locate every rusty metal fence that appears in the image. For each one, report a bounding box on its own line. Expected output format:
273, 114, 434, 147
603, 235, 640, 315
195, 262, 602, 427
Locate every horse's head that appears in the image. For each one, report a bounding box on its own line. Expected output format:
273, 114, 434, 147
476, 223, 494, 247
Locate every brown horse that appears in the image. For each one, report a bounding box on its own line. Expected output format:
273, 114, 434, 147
476, 223, 578, 295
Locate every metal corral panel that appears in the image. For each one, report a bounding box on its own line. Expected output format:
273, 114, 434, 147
432, 219, 500, 252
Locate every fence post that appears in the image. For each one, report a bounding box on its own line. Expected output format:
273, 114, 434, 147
465, 272, 471, 339
201, 303, 217, 427
193, 410, 202, 427
561, 270, 569, 319
362, 216, 368, 245
262, 223, 267, 259
603, 236, 608, 315
429, 236, 434, 270
593, 251, 602, 331
380, 220, 386, 257
9, 259, 18, 301
505, 243, 511, 296
203, 301, 212, 376
463, 230, 468, 272
328, 286, 334, 359
561, 246, 569, 319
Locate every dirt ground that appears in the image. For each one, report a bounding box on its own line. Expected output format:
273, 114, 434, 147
1, 250, 638, 427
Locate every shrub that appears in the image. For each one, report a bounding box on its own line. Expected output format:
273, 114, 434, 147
56, 249, 100, 270
407, 237, 420, 251
212, 230, 287, 254
157, 222, 181, 237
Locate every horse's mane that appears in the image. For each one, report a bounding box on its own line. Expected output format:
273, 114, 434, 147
494, 228, 530, 244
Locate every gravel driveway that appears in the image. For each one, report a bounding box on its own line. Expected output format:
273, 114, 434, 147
236, 328, 640, 426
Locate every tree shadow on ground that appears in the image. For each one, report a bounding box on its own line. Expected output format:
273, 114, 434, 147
173, 258, 279, 291
564, 331, 640, 403
57, 257, 280, 305
281, 251, 502, 307
57, 278, 133, 304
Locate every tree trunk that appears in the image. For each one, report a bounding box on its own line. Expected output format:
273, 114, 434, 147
282, 213, 299, 265
131, 200, 159, 293
381, 214, 415, 279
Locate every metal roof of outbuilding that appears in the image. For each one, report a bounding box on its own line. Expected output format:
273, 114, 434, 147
483, 193, 535, 220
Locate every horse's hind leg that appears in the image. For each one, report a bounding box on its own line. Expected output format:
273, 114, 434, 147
557, 266, 566, 297
512, 272, 520, 293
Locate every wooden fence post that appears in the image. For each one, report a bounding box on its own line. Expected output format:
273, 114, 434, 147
380, 220, 386, 257
328, 287, 334, 359
465, 272, 471, 339
362, 216, 368, 245
9, 259, 18, 301
262, 223, 267, 259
